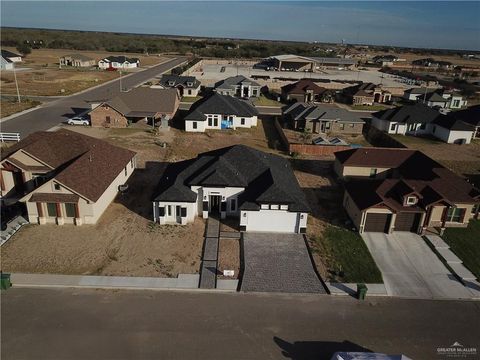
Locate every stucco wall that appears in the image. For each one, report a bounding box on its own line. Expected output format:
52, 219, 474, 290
342, 165, 391, 179
330, 122, 364, 134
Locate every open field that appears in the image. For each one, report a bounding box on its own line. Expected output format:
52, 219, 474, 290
1, 127, 204, 277
0, 47, 167, 96
373, 51, 480, 68
0, 99, 41, 118
442, 220, 480, 280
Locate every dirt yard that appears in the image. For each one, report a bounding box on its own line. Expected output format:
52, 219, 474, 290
0, 47, 167, 96
0, 127, 204, 277
217, 238, 240, 280
0, 99, 41, 118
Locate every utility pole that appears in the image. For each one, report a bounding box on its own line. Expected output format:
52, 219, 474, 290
119, 70, 123, 92
13, 64, 21, 103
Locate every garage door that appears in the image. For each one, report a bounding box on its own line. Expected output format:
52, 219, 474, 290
245, 210, 300, 233
395, 212, 422, 232
364, 213, 392, 233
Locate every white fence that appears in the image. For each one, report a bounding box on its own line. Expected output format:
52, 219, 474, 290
0, 132, 20, 142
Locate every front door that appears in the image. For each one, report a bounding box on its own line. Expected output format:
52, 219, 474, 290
13, 171, 24, 193
175, 205, 182, 224
209, 195, 221, 214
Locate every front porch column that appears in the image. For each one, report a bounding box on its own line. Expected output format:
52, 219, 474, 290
74, 203, 82, 226
202, 200, 209, 219
220, 201, 227, 220
36, 202, 46, 225
56, 203, 64, 225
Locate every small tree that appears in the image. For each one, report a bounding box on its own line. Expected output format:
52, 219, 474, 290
16, 43, 31, 56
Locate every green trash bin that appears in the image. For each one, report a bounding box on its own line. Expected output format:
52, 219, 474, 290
357, 283, 368, 300
1, 273, 12, 290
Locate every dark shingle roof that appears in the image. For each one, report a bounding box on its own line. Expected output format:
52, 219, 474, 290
101, 55, 139, 63
284, 103, 365, 123
1, 49, 21, 59
281, 79, 326, 96
159, 74, 200, 89
452, 105, 480, 127
62, 53, 94, 61
373, 103, 442, 124
184, 93, 258, 121
215, 75, 260, 91
432, 115, 474, 131
2, 129, 136, 202
425, 92, 448, 103
154, 145, 310, 212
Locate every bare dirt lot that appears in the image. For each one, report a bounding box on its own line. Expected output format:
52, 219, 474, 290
0, 47, 167, 96
0, 99, 41, 118
1, 127, 204, 277
217, 238, 240, 280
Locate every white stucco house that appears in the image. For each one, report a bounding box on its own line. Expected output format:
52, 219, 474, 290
403, 88, 468, 110
371, 103, 474, 144
98, 55, 139, 69
184, 93, 258, 132
152, 145, 310, 233
214, 75, 261, 98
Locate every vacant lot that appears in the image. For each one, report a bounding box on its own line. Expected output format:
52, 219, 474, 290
390, 135, 480, 182
0, 99, 40, 118
0, 47, 167, 96
1, 127, 204, 277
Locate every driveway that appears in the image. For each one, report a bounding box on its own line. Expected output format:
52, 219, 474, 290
241, 233, 326, 293
362, 232, 473, 299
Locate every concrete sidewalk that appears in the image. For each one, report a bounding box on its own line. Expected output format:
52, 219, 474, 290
327, 282, 388, 297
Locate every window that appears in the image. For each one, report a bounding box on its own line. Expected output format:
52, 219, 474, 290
207, 115, 213, 127
406, 196, 417, 205
241, 118, 245, 125
131, 158, 134, 169
187, 82, 193, 87
270, 204, 279, 210
54, 183, 61, 191
390, 123, 396, 131
124, 167, 127, 176
280, 205, 288, 210
339, 123, 345, 130
453, 100, 460, 107
261, 204, 269, 209
65, 203, 76, 218
214, 118, 218, 127
188, 90, 192, 95
230, 198, 236, 211
167, 205, 172, 217
192, 122, 197, 129
106, 116, 111, 124
420, 123, 426, 130
325, 122, 330, 129
369, 168, 377, 178
446, 207, 464, 223
252, 90, 258, 96
349, 123, 354, 128
47, 203, 57, 217
176, 205, 181, 217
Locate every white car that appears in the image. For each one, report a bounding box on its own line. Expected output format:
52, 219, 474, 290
67, 116, 90, 126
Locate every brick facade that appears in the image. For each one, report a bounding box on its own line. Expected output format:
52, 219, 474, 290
90, 105, 129, 128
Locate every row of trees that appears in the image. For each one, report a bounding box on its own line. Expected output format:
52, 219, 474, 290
1, 27, 336, 59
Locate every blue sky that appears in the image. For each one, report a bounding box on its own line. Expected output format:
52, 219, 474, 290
1, 1, 479, 50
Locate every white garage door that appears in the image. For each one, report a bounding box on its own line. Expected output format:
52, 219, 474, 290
245, 210, 300, 233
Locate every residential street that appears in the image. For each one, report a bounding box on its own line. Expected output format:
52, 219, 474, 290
0, 57, 187, 137
2, 288, 479, 359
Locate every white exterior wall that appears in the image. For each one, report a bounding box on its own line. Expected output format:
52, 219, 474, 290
185, 120, 207, 132
154, 201, 197, 225
232, 115, 257, 128
240, 209, 307, 233
98, 61, 138, 69
431, 125, 472, 144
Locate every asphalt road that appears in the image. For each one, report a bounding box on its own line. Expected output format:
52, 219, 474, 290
2, 288, 479, 360
0, 57, 187, 137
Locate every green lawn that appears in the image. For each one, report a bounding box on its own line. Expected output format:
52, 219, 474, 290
351, 104, 389, 111
180, 96, 202, 103
311, 226, 383, 283
442, 220, 480, 279
390, 134, 442, 146
253, 94, 283, 107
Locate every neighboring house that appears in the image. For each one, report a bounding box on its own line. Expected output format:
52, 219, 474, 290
371, 103, 474, 144
1, 49, 22, 63
0, 55, 14, 70
281, 79, 333, 103
0, 129, 136, 225
334, 148, 479, 234
412, 58, 452, 69
152, 145, 310, 233
372, 54, 401, 67
89, 87, 180, 128
452, 105, 480, 138
214, 75, 261, 98
184, 93, 258, 132
284, 103, 365, 135
59, 54, 95, 67
403, 87, 468, 109
98, 56, 139, 69
156, 74, 201, 97
344, 83, 391, 105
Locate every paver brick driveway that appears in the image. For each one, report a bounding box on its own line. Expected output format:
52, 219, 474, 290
240, 233, 326, 293
362, 232, 473, 299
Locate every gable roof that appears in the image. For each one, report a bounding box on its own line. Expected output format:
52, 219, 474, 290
452, 105, 480, 127
2, 129, 136, 202
215, 75, 260, 91
373, 103, 442, 124
159, 74, 200, 89
425, 92, 448, 103
284, 103, 365, 123
281, 79, 326, 95
154, 145, 310, 212
1, 49, 21, 59
431, 115, 474, 131
337, 148, 480, 207
62, 53, 94, 61
93, 87, 179, 117
184, 93, 258, 121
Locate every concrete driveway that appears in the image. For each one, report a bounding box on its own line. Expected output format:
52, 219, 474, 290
362, 232, 473, 299
241, 233, 326, 293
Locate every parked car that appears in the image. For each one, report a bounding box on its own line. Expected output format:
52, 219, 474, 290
67, 116, 90, 126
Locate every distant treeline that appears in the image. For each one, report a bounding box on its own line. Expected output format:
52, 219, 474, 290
0, 27, 336, 59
